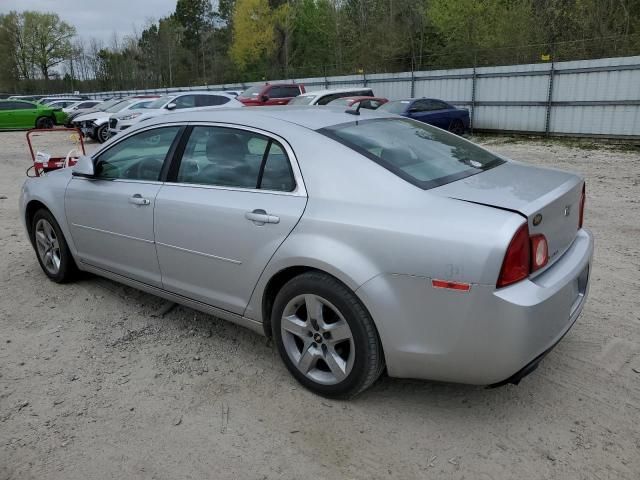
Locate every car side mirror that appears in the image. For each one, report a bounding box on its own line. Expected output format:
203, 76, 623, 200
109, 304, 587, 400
166, 102, 177, 110
408, 107, 419, 113
72, 155, 95, 178
261, 95, 269, 102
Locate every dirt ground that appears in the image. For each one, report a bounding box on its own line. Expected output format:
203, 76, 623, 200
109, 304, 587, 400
1, 131, 639, 480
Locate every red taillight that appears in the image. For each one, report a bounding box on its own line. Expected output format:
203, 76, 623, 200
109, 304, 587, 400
578, 183, 586, 229
530, 234, 549, 272
497, 223, 531, 288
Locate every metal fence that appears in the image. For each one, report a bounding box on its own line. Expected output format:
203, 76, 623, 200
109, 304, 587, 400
87, 55, 640, 140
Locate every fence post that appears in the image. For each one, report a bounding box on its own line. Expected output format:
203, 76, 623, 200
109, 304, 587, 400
363, 71, 367, 87
410, 62, 415, 97
470, 54, 477, 135
544, 56, 556, 136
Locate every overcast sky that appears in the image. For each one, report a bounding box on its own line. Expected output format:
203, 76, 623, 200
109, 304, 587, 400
0, 0, 177, 44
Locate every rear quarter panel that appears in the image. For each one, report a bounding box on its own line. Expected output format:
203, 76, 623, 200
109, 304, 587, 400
245, 127, 523, 322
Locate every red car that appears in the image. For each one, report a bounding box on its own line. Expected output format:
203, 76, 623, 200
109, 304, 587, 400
237, 83, 306, 106
327, 96, 388, 110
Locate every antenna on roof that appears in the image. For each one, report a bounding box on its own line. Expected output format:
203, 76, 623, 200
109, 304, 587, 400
344, 102, 362, 116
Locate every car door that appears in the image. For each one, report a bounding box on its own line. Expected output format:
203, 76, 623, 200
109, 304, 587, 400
0, 102, 16, 128
266, 86, 299, 105
424, 99, 456, 129
65, 125, 183, 287
154, 124, 307, 314
12, 101, 39, 128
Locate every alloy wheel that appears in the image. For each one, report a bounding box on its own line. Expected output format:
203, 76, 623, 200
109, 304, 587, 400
280, 294, 355, 385
34, 218, 61, 275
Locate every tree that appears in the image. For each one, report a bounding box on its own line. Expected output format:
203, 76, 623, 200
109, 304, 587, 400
230, 0, 276, 73
25, 11, 75, 80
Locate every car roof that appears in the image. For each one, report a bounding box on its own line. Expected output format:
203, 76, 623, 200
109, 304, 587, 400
143, 105, 394, 131
298, 87, 373, 98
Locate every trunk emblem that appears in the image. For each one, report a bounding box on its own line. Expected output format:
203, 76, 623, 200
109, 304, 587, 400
533, 213, 543, 226
564, 205, 571, 217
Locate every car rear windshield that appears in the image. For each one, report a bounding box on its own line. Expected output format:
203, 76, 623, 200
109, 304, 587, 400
288, 95, 315, 105
241, 85, 263, 97
319, 118, 504, 189
379, 100, 410, 114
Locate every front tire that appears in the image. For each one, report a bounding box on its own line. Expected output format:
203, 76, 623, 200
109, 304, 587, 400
35, 116, 54, 129
272, 272, 384, 398
30, 209, 78, 283
96, 124, 109, 143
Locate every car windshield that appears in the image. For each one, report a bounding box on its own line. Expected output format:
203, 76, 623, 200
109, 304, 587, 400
105, 100, 136, 113
320, 118, 504, 189
288, 95, 315, 105
95, 99, 121, 110
146, 96, 173, 109
240, 85, 263, 97
379, 100, 410, 114
130, 100, 154, 109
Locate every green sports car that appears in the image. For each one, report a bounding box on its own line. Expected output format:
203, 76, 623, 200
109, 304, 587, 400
0, 99, 68, 130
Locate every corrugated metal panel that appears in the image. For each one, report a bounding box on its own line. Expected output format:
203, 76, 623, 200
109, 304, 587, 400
84, 55, 640, 138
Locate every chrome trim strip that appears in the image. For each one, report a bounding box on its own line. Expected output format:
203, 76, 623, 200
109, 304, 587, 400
79, 262, 264, 335
71, 223, 154, 244
156, 241, 242, 265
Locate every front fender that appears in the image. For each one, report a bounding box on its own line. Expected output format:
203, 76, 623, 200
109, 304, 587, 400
20, 170, 77, 257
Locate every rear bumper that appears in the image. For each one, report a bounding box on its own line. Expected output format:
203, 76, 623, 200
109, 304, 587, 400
356, 228, 594, 385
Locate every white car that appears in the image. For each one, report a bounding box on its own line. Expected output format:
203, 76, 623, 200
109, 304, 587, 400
108, 91, 242, 138
73, 97, 160, 143
47, 99, 83, 110
287, 87, 374, 106
62, 100, 102, 113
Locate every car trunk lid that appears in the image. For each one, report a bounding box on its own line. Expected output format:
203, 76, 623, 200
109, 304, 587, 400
431, 162, 584, 269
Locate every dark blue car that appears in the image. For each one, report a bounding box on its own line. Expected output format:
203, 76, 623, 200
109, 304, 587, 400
380, 98, 470, 135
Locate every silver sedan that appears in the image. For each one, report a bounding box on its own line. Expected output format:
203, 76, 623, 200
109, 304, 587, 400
19, 107, 593, 398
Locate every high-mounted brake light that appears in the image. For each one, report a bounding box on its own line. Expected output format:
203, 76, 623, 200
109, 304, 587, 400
578, 183, 586, 229
530, 234, 549, 272
497, 223, 530, 288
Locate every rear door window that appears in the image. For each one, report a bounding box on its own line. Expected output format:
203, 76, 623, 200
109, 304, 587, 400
175, 126, 295, 192
196, 95, 231, 107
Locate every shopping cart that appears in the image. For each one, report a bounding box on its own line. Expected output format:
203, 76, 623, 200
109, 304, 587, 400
26, 127, 86, 177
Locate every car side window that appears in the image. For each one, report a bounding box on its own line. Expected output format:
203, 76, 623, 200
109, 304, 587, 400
411, 100, 430, 112
94, 126, 181, 181
426, 100, 450, 111
196, 95, 230, 107
283, 86, 301, 97
176, 126, 295, 192
269, 87, 286, 98
173, 95, 196, 109
259, 142, 295, 192
12, 101, 34, 110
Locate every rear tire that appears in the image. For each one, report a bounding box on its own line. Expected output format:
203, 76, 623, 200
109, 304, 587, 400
30, 209, 78, 283
449, 119, 465, 135
35, 116, 54, 129
272, 271, 384, 398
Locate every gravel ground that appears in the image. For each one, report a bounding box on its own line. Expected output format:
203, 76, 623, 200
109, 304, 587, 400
0, 131, 639, 480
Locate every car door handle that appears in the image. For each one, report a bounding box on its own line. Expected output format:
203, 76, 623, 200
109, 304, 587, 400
245, 209, 280, 225
129, 194, 150, 206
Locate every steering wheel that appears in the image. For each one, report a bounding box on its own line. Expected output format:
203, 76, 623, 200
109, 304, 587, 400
124, 157, 164, 180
